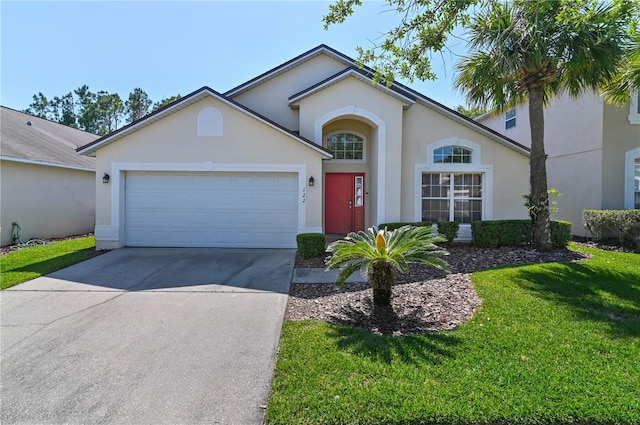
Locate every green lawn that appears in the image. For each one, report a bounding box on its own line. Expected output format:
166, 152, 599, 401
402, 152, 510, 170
0, 236, 96, 290
268, 245, 640, 424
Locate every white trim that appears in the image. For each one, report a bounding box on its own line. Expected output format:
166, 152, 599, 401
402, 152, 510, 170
426, 138, 482, 165
300, 227, 323, 234
102, 162, 309, 248
624, 147, 640, 209
324, 129, 367, 163
0, 155, 95, 172
315, 105, 387, 223
94, 225, 120, 250
225, 46, 353, 97
288, 69, 415, 108
629, 91, 640, 124
415, 138, 494, 241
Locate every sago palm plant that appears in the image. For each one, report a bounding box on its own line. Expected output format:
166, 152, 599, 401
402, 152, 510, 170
325, 225, 449, 306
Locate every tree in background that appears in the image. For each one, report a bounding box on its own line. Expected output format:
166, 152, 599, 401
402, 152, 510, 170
25, 93, 48, 118
151, 95, 182, 112
35, 92, 78, 128
24, 86, 180, 136
51, 93, 78, 128
73, 85, 100, 134
455, 104, 487, 119
324, 0, 638, 250
95, 91, 124, 134
125, 88, 152, 123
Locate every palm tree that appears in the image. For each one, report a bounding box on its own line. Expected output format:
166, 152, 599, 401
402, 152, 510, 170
455, 0, 634, 250
325, 225, 448, 306
603, 32, 640, 105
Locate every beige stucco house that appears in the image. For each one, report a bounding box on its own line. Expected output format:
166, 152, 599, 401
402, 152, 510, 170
1, 107, 98, 246
477, 91, 640, 236
78, 45, 531, 250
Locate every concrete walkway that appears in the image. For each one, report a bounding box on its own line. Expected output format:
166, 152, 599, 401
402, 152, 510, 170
292, 267, 367, 284
1, 248, 295, 425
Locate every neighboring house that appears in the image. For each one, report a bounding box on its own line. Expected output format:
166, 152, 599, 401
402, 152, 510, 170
477, 91, 640, 236
78, 45, 531, 250
1, 106, 98, 246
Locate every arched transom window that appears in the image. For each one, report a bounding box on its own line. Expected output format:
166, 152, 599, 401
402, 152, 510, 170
433, 146, 473, 164
325, 132, 365, 160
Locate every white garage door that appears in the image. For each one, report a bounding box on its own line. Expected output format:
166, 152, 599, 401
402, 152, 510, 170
125, 172, 299, 248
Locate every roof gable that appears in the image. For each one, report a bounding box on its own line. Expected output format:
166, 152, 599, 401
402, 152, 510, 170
288, 67, 416, 109
224, 44, 354, 98
76, 87, 333, 158
225, 44, 529, 155
0, 106, 97, 170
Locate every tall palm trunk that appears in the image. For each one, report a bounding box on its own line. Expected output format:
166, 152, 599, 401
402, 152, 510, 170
528, 83, 552, 251
369, 261, 395, 305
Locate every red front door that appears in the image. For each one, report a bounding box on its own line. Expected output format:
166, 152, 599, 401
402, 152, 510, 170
325, 173, 365, 234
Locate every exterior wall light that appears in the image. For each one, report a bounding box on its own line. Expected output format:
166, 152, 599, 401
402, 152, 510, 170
308, 176, 315, 186
103, 173, 110, 184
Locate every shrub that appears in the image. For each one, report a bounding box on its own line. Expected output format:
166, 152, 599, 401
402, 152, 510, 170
378, 222, 433, 231
550, 220, 572, 248
437, 221, 460, 244
472, 220, 530, 248
296, 233, 326, 259
584, 210, 640, 252
472, 219, 572, 248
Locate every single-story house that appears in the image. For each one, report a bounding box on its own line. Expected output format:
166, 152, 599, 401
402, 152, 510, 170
477, 91, 640, 236
1, 106, 98, 246
78, 45, 531, 250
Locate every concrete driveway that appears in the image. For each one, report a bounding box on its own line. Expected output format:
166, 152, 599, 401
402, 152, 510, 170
1, 248, 295, 425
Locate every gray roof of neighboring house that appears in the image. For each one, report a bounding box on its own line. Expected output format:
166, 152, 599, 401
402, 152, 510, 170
1, 106, 97, 170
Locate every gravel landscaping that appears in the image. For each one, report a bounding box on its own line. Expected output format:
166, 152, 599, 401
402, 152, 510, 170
288, 244, 591, 336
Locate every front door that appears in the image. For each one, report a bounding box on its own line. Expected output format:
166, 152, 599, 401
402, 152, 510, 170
325, 173, 365, 234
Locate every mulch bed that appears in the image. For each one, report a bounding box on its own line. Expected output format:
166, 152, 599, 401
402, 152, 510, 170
288, 243, 594, 336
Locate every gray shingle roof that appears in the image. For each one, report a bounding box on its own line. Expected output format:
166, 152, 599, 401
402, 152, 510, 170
1, 106, 97, 170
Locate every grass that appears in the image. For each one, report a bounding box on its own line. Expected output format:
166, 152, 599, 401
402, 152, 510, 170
0, 236, 96, 290
267, 244, 640, 424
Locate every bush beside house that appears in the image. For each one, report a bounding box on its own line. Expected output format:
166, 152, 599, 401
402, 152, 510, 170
584, 210, 640, 252
472, 219, 572, 248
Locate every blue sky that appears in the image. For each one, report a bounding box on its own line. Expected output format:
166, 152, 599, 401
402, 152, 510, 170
1, 1, 469, 113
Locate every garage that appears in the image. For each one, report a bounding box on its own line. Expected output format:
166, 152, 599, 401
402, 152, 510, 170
124, 171, 299, 248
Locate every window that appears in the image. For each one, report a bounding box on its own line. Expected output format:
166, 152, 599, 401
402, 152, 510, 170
325, 132, 365, 160
422, 173, 483, 224
433, 146, 472, 164
354, 176, 364, 207
505, 108, 516, 129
